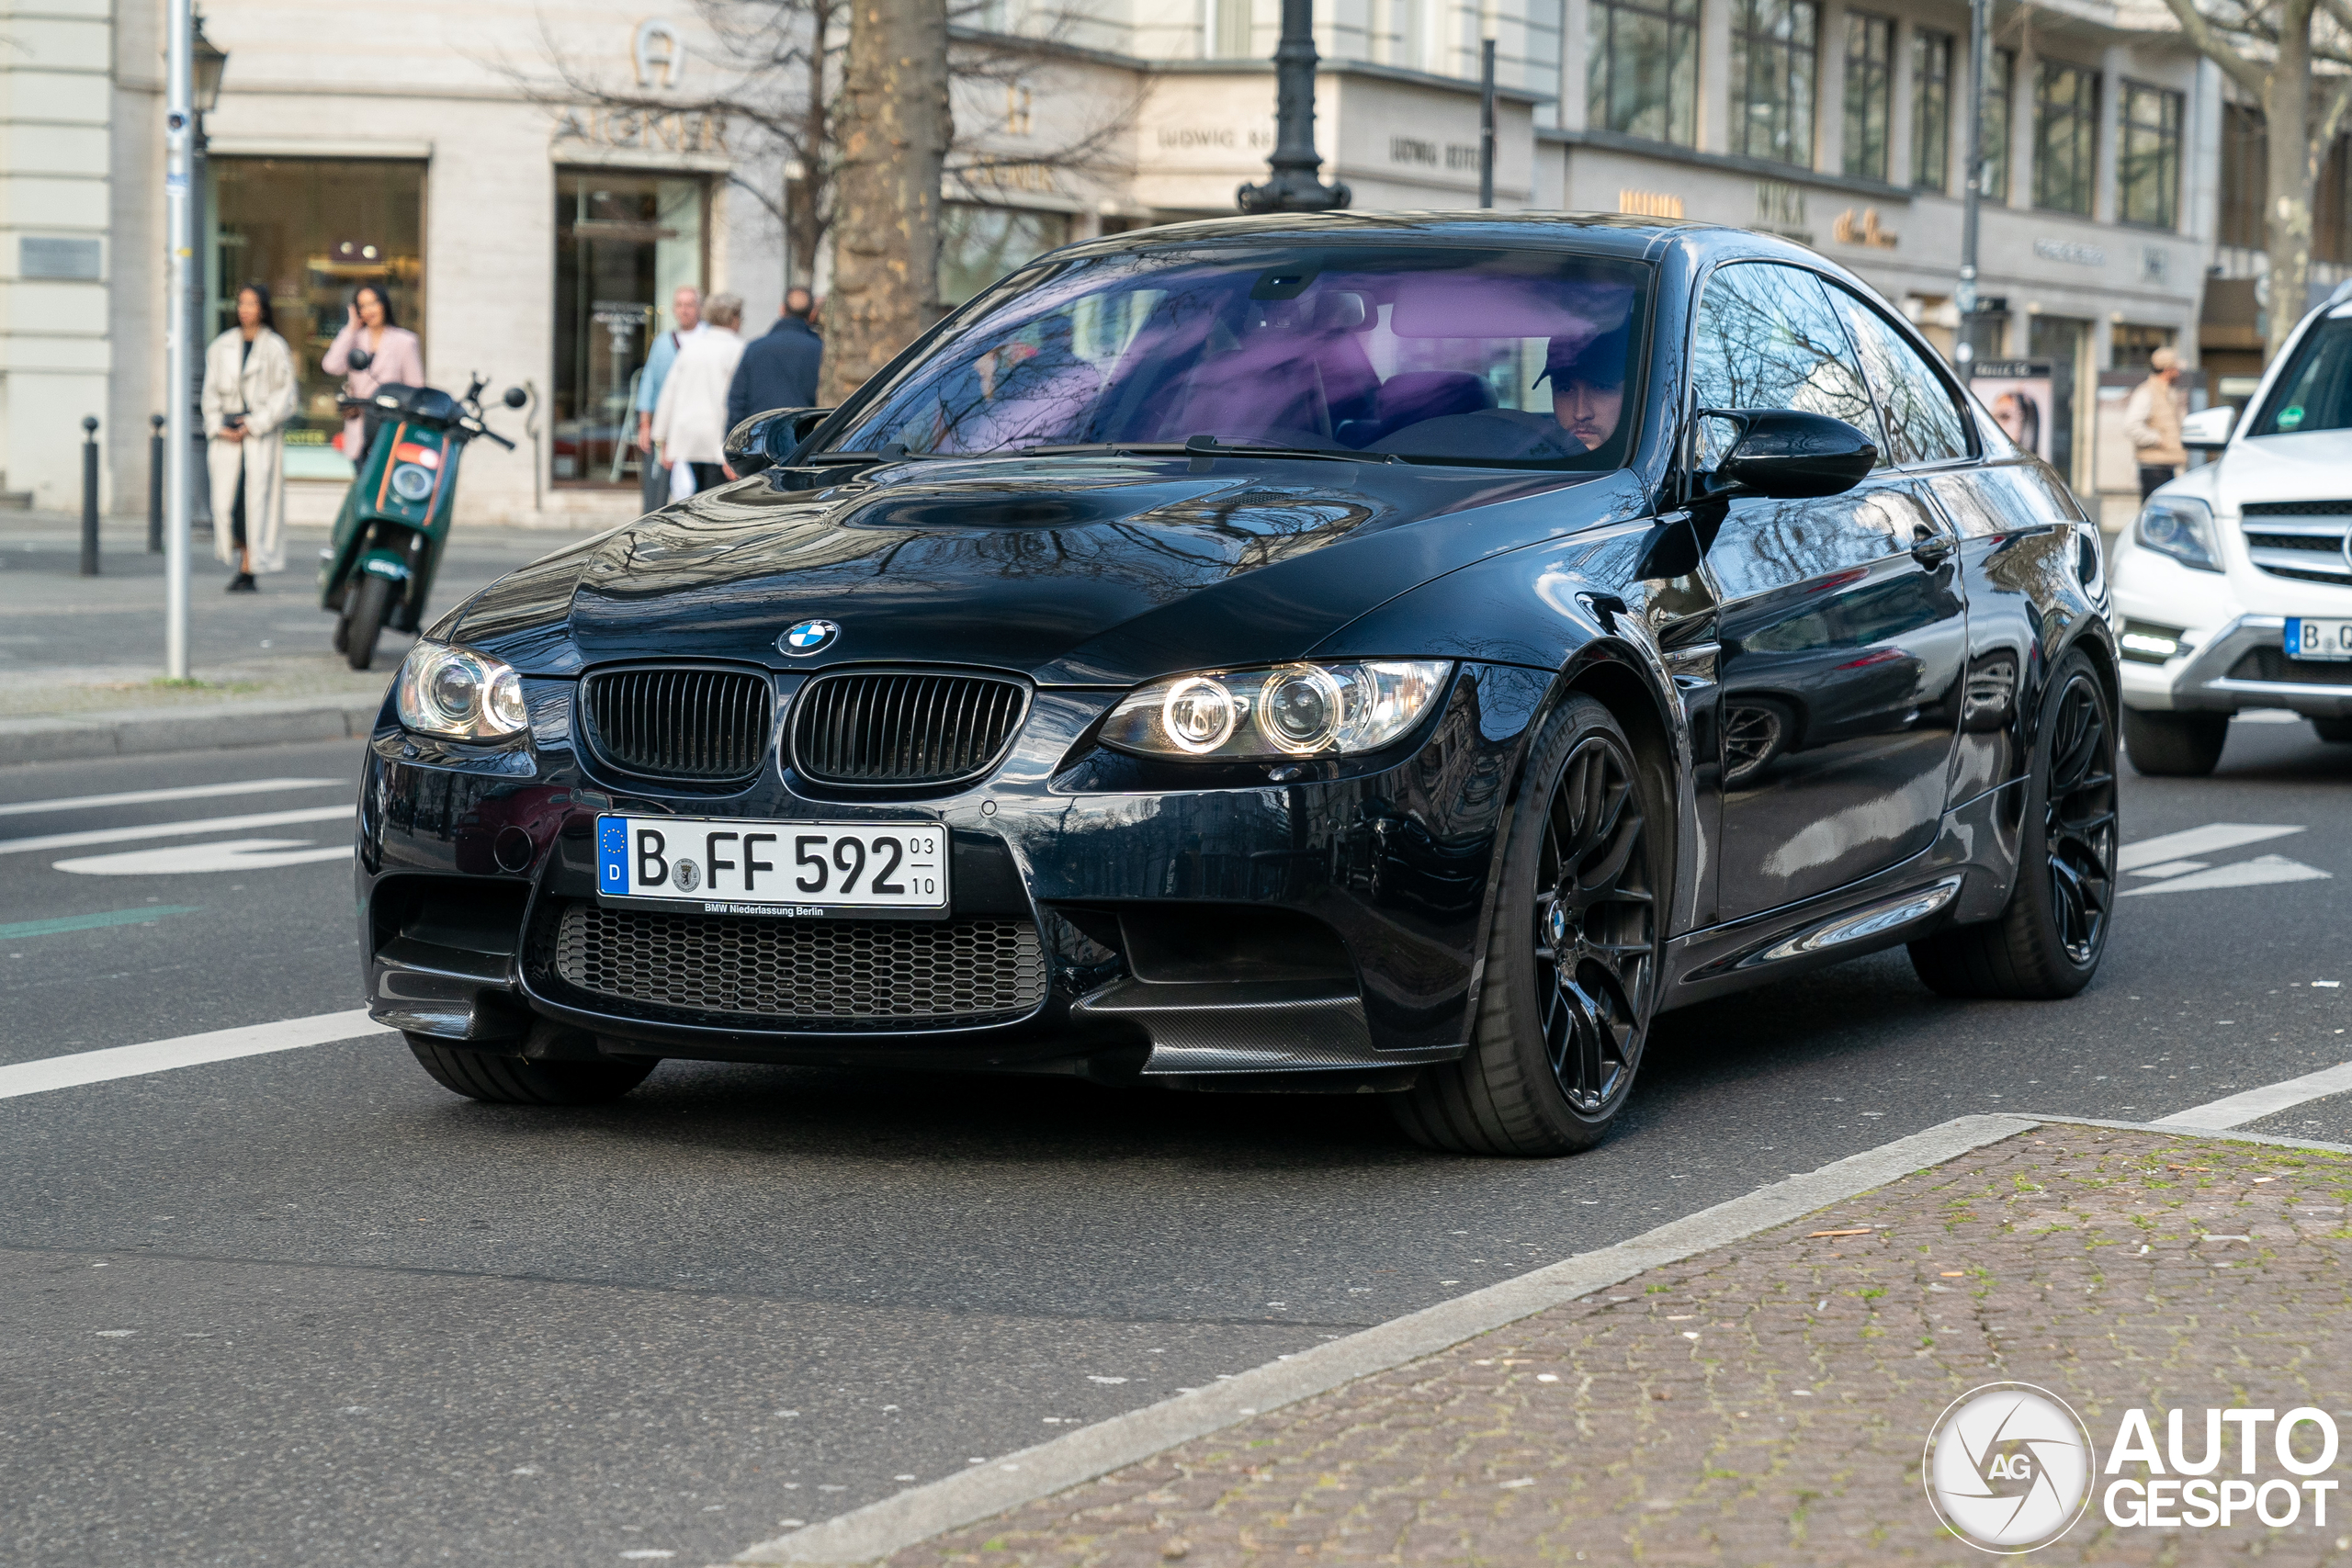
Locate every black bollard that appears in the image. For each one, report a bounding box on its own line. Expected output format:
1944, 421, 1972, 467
79, 415, 99, 577
148, 412, 165, 553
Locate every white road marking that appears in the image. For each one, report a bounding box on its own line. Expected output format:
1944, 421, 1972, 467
0, 1009, 388, 1101
2116, 823, 2304, 873
2120, 853, 2331, 897
0, 778, 339, 819
2154, 1061, 2352, 1129
54, 839, 353, 875
0, 804, 353, 857
2126, 860, 2208, 879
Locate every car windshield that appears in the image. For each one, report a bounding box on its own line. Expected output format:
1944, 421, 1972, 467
2251, 311, 2352, 436
825, 244, 1653, 468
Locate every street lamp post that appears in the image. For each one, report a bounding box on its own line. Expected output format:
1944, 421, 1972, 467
163, 3, 224, 682
1957, 0, 1988, 369
1236, 0, 1350, 213
188, 12, 226, 527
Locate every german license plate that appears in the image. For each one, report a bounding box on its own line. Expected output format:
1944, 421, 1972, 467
2287, 618, 2352, 661
594, 816, 948, 916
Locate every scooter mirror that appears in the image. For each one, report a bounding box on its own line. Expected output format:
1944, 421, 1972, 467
346, 346, 374, 371
502, 387, 528, 410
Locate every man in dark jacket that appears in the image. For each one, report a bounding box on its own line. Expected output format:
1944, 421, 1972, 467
726, 288, 824, 435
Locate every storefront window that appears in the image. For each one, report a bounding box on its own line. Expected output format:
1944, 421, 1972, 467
1842, 13, 1894, 180
2033, 62, 2098, 217
1981, 47, 2014, 202
1911, 28, 1951, 191
2111, 322, 2176, 370
940, 204, 1072, 308
209, 158, 425, 481
553, 171, 706, 488
2119, 81, 2183, 230
1731, 0, 1818, 167
1588, 0, 1700, 148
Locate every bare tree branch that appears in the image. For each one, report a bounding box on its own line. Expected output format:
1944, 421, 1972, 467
2156, 0, 2274, 96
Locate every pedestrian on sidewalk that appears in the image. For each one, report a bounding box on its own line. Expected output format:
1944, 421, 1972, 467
725, 287, 824, 442
201, 282, 300, 592
650, 292, 746, 501
322, 283, 424, 463
2125, 346, 2187, 500
635, 284, 704, 512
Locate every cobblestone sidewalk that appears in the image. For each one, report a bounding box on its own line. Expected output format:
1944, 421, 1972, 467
890, 1126, 2352, 1566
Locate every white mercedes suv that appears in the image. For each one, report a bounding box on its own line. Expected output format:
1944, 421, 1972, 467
2109, 280, 2352, 774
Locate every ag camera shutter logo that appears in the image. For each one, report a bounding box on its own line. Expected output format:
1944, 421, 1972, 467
1923, 1382, 2097, 1552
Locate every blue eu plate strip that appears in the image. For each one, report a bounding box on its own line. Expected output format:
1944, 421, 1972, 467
597, 816, 629, 894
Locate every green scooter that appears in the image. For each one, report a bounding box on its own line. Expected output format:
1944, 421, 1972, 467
319, 374, 527, 671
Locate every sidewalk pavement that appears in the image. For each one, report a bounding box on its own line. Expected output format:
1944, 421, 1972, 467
740, 1117, 2352, 1567
0, 513, 602, 763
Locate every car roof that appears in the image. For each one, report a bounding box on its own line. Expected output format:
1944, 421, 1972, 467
1054, 210, 1747, 265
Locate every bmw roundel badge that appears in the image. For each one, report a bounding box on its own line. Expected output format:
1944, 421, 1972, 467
780, 618, 839, 656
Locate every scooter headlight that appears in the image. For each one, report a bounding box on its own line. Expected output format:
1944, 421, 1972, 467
396, 642, 529, 739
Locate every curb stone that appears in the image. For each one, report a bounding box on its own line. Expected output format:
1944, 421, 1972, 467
719, 1113, 2038, 1566
0, 694, 387, 766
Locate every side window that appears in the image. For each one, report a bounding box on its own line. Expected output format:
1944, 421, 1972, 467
1688, 262, 1879, 467
1821, 284, 1973, 466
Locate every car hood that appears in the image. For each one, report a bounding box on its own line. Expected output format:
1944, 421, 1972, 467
2211, 432, 2352, 509
442, 456, 1650, 685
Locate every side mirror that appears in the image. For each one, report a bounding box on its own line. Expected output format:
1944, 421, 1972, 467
502, 386, 529, 410
723, 406, 834, 475
1700, 409, 1877, 499
2181, 404, 2233, 451
345, 346, 374, 372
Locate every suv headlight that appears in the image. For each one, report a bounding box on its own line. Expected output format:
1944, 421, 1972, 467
2135, 495, 2222, 572
1101, 660, 1452, 760
395, 641, 529, 739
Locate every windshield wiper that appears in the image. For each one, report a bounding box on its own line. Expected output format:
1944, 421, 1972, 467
1009, 437, 1395, 463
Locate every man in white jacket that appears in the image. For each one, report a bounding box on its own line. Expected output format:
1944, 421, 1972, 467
651, 293, 746, 502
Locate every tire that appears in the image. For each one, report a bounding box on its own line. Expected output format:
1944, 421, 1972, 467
2121, 706, 2226, 776
405, 1035, 655, 1106
345, 573, 393, 671
1392, 695, 1665, 1157
2312, 717, 2352, 744
1909, 649, 2118, 1000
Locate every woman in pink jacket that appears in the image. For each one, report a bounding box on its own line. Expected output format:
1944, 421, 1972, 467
322, 283, 424, 460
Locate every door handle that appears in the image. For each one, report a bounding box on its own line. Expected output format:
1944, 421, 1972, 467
1910, 526, 1955, 567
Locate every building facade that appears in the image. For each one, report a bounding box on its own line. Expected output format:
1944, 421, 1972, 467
11, 0, 2342, 526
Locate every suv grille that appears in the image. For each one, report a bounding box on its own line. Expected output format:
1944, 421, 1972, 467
553, 903, 1046, 1026
791, 671, 1027, 786
2242, 502, 2352, 585
583, 668, 773, 781
2227, 648, 2352, 687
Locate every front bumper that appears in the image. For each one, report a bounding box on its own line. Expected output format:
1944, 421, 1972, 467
356, 663, 1553, 1083
2115, 613, 2352, 718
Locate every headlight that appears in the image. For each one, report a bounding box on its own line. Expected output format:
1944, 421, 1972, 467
1101, 660, 1452, 761
2135, 496, 2222, 572
395, 641, 529, 739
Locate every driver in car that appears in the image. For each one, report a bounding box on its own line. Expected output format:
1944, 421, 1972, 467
1538, 324, 1627, 452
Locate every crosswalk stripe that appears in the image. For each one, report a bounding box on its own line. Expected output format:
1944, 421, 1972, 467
0, 1010, 389, 1100
0, 778, 340, 819
0, 804, 354, 857
2155, 1060, 2352, 1130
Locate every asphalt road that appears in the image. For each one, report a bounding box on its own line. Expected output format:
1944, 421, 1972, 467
3, 714, 2349, 1566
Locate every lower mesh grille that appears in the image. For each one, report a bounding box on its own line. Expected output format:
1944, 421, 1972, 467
553, 902, 1046, 1026
2229, 649, 2352, 686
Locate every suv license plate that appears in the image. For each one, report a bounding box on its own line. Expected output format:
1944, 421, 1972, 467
595, 816, 948, 917
2288, 618, 2352, 661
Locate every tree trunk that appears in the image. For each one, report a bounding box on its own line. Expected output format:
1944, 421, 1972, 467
821, 0, 951, 405
2264, 0, 2319, 359
787, 0, 836, 291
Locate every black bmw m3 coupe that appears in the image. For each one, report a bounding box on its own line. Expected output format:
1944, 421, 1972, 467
361, 212, 2118, 1156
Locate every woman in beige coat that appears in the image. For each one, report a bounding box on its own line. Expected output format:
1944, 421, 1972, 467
202, 283, 300, 591
651, 292, 746, 501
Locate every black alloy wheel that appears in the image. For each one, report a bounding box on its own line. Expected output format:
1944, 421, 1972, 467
1534, 735, 1657, 1114
1722, 699, 1792, 787
1909, 649, 2117, 998
1395, 695, 1662, 1156
2042, 672, 2119, 965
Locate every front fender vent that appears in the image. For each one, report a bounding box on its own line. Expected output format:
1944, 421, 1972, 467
790, 670, 1029, 787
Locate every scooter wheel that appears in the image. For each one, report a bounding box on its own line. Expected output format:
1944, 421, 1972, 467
345, 575, 392, 671
332, 611, 351, 654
